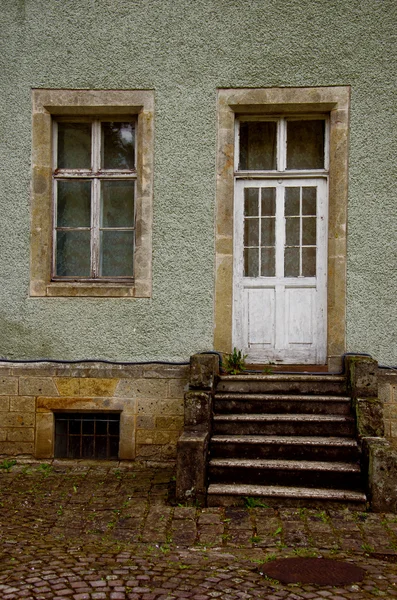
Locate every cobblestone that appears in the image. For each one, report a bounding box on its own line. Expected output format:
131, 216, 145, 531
1, 461, 397, 598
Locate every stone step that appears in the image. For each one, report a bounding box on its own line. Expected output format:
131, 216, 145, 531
210, 435, 361, 462
214, 393, 352, 415
209, 458, 363, 490
213, 414, 355, 437
207, 483, 367, 508
217, 374, 347, 396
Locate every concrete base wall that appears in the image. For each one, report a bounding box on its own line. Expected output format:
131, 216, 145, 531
0, 362, 188, 462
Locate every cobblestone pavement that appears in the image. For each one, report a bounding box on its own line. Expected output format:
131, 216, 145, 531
1, 461, 397, 599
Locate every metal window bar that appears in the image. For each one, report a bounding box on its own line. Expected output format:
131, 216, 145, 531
54, 412, 120, 459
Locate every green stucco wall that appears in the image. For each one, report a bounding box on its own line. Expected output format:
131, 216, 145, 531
0, 0, 396, 365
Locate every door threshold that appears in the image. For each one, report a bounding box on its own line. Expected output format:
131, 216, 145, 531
244, 364, 328, 373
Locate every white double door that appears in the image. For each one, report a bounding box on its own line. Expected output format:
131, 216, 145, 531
233, 178, 328, 364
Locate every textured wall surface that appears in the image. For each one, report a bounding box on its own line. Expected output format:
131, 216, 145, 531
0, 0, 396, 364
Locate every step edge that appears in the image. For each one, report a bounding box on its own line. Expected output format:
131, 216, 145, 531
209, 458, 361, 472
207, 483, 366, 501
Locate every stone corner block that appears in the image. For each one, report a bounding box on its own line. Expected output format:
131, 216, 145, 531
176, 427, 209, 506
345, 355, 378, 398
184, 390, 212, 427
362, 438, 397, 512
354, 397, 385, 438
189, 353, 220, 390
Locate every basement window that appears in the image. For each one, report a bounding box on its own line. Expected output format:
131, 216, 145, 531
54, 412, 120, 459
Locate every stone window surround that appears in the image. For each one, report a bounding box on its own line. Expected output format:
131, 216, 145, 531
31, 89, 154, 298
214, 87, 350, 371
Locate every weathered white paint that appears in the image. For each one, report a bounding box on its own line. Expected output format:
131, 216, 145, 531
233, 178, 328, 364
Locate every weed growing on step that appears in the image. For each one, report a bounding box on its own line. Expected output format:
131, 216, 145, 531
224, 348, 247, 374
244, 497, 270, 509
0, 459, 17, 472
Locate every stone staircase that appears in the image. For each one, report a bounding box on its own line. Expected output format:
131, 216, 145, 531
207, 373, 367, 507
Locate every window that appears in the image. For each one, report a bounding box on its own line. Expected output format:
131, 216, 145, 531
31, 90, 154, 297
54, 412, 120, 459
236, 116, 328, 279
54, 119, 136, 280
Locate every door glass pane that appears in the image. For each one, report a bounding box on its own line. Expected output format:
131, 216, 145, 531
287, 120, 325, 169
261, 188, 276, 215
57, 123, 91, 169
56, 231, 91, 276
302, 187, 317, 215
244, 188, 259, 216
244, 248, 259, 277
261, 218, 275, 245
101, 181, 135, 227
302, 217, 316, 245
239, 121, 277, 170
57, 180, 91, 227
285, 217, 300, 245
285, 187, 300, 215
302, 247, 316, 276
261, 247, 275, 276
244, 219, 259, 246
100, 231, 134, 277
102, 122, 135, 169
284, 247, 300, 277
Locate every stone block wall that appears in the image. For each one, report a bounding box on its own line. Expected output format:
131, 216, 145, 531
0, 362, 188, 462
379, 369, 397, 439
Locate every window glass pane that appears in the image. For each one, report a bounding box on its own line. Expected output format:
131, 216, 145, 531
56, 231, 91, 276
239, 121, 277, 170
82, 419, 94, 434
261, 188, 276, 216
284, 247, 300, 277
244, 248, 258, 277
57, 180, 91, 227
102, 122, 135, 169
244, 219, 259, 246
68, 435, 81, 458
285, 187, 300, 215
285, 217, 300, 246
302, 187, 317, 215
57, 123, 91, 169
100, 231, 134, 277
109, 438, 119, 459
261, 247, 275, 276
261, 218, 275, 246
302, 247, 316, 276
287, 120, 325, 170
101, 181, 135, 227
82, 436, 94, 459
244, 188, 259, 216
109, 419, 120, 435
69, 417, 81, 435
302, 217, 317, 245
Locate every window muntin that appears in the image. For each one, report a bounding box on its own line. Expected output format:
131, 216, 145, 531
53, 119, 136, 280
238, 117, 327, 172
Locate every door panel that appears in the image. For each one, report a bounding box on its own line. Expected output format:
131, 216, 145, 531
233, 178, 327, 364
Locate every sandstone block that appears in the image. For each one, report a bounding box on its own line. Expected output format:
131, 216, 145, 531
7, 428, 35, 442
9, 396, 36, 412
119, 413, 135, 460
79, 378, 118, 397
137, 415, 155, 429
35, 412, 54, 458
363, 438, 397, 512
354, 397, 384, 438
2, 413, 35, 428
19, 377, 59, 397
176, 428, 209, 505
159, 399, 184, 416
142, 365, 189, 379
136, 429, 180, 445
0, 397, 9, 411
155, 416, 184, 430
54, 377, 80, 396
116, 378, 168, 399
0, 429, 6, 441
0, 377, 18, 396
190, 354, 219, 389
168, 378, 188, 398
0, 441, 34, 455
346, 356, 378, 398
184, 391, 212, 427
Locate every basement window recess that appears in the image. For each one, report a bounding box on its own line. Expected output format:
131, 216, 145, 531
54, 412, 120, 459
